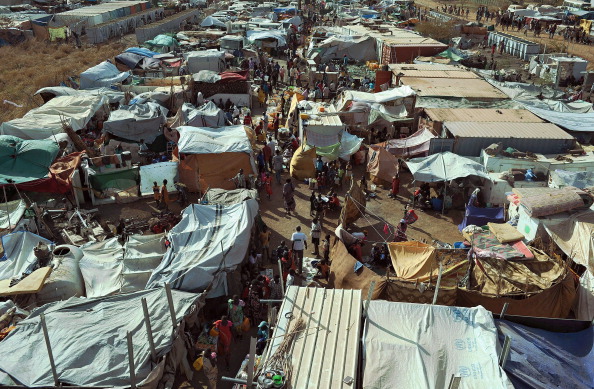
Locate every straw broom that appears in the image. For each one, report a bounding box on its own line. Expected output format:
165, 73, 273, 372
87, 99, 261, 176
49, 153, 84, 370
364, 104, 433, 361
263, 318, 306, 388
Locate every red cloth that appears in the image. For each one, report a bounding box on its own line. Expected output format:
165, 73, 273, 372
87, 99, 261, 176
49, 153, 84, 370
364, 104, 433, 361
391, 178, 400, 195
214, 320, 233, 348
263, 145, 272, 160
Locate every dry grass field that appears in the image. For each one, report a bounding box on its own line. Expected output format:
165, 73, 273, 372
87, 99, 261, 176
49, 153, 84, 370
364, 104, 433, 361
0, 39, 127, 123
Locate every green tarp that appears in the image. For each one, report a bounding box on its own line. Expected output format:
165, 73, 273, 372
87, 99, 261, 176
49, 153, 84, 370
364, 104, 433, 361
89, 167, 139, 191
0, 135, 59, 184
437, 48, 465, 62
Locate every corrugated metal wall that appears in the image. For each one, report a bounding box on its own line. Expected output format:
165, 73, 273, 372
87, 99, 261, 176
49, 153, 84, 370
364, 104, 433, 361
452, 136, 574, 156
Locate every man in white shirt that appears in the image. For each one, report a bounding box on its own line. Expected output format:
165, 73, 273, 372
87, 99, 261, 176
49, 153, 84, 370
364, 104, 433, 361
267, 137, 277, 155
291, 226, 307, 274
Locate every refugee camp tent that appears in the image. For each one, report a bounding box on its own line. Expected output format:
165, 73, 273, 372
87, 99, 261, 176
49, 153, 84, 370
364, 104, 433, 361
170, 102, 227, 129
0, 288, 198, 387
35, 86, 125, 104
144, 34, 179, 53
367, 145, 399, 185
185, 50, 225, 73
146, 200, 258, 292
174, 125, 256, 192
336, 86, 416, 111
497, 320, 594, 389
374, 128, 436, 157
406, 151, 491, 182
0, 200, 26, 234
363, 301, 512, 388
78, 234, 166, 298
102, 102, 168, 144
202, 188, 258, 205
0, 136, 59, 184
79, 61, 130, 90
0, 95, 106, 140
115, 51, 162, 71
247, 30, 287, 47
316, 35, 377, 62
200, 15, 226, 28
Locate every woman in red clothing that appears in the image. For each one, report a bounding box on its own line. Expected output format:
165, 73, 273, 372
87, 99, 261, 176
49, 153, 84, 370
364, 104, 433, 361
214, 316, 233, 370
390, 174, 400, 199
243, 113, 253, 128
264, 172, 273, 199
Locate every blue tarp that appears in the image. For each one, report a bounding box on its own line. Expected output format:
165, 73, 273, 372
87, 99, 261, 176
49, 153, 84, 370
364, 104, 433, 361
497, 320, 594, 389
458, 204, 504, 230
525, 105, 594, 133
124, 47, 159, 58
79, 61, 130, 90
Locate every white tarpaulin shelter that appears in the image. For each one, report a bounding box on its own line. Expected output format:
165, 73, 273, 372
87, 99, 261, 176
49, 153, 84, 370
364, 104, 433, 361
0, 200, 26, 232
200, 15, 226, 28
35, 86, 125, 104
0, 95, 107, 140
0, 288, 198, 387
363, 301, 513, 389
406, 151, 491, 182
78, 234, 166, 297
139, 162, 178, 196
177, 125, 252, 154
171, 102, 227, 129
103, 102, 168, 143
146, 200, 258, 291
185, 50, 225, 73
247, 30, 287, 47
524, 106, 594, 133
79, 61, 130, 90
337, 86, 416, 111
317, 35, 377, 62
0, 231, 52, 281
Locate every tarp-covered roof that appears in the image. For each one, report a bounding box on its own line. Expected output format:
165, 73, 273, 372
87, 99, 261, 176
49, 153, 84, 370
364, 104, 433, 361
103, 102, 168, 143
497, 320, 594, 389
200, 15, 226, 27
79, 234, 166, 298
317, 35, 377, 62
34, 86, 124, 104
375, 128, 435, 157
177, 125, 252, 154
337, 86, 416, 110
247, 30, 287, 46
0, 136, 59, 184
524, 105, 594, 132
0, 95, 106, 140
171, 102, 227, 129
80, 61, 130, 90
363, 301, 512, 388
0, 231, 52, 281
406, 151, 491, 182
146, 201, 258, 292
0, 288, 198, 387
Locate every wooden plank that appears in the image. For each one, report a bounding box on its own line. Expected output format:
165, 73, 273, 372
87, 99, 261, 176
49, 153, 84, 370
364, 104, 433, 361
0, 267, 52, 296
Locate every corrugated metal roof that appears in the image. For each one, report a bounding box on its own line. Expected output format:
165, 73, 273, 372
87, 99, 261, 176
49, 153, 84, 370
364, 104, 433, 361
264, 286, 362, 389
389, 63, 467, 72
425, 108, 545, 123
445, 121, 574, 139
401, 78, 509, 99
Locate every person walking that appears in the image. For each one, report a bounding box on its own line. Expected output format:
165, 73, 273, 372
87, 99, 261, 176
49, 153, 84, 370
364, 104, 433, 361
389, 174, 400, 199
160, 179, 169, 210
213, 316, 233, 370
283, 178, 296, 216
272, 150, 284, 184
291, 226, 307, 273
260, 224, 272, 262
202, 351, 218, 389
310, 217, 322, 256
264, 172, 273, 200
153, 181, 160, 208
227, 295, 245, 340
232, 169, 246, 189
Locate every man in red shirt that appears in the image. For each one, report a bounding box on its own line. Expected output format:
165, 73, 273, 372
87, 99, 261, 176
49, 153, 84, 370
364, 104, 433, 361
263, 143, 272, 171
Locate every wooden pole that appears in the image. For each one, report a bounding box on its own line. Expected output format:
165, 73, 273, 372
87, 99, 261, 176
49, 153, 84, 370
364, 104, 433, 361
246, 337, 257, 388
432, 263, 443, 305
141, 297, 158, 361
40, 314, 59, 387
165, 283, 178, 328
127, 331, 137, 389
278, 259, 285, 295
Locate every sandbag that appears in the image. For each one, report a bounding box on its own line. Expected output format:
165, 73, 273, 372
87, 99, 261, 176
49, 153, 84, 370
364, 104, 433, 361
488, 222, 524, 243
290, 145, 316, 180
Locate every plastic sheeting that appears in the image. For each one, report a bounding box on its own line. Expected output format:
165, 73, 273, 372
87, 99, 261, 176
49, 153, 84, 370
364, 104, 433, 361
177, 125, 252, 154
78, 234, 165, 297
80, 61, 130, 90
0, 95, 107, 140
185, 50, 225, 73
367, 146, 398, 183
550, 169, 594, 189
575, 270, 594, 321
0, 200, 26, 231
337, 86, 416, 110
363, 301, 512, 389
406, 151, 491, 182
497, 320, 594, 389
103, 102, 167, 143
247, 30, 287, 46
0, 288, 198, 387
339, 131, 363, 160
146, 200, 259, 291
171, 102, 227, 129
139, 161, 178, 196
375, 128, 435, 157
524, 105, 594, 133
203, 188, 258, 205
388, 241, 436, 280
35, 86, 125, 104
0, 231, 52, 281
200, 15, 226, 27
317, 35, 377, 62
0, 136, 59, 184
